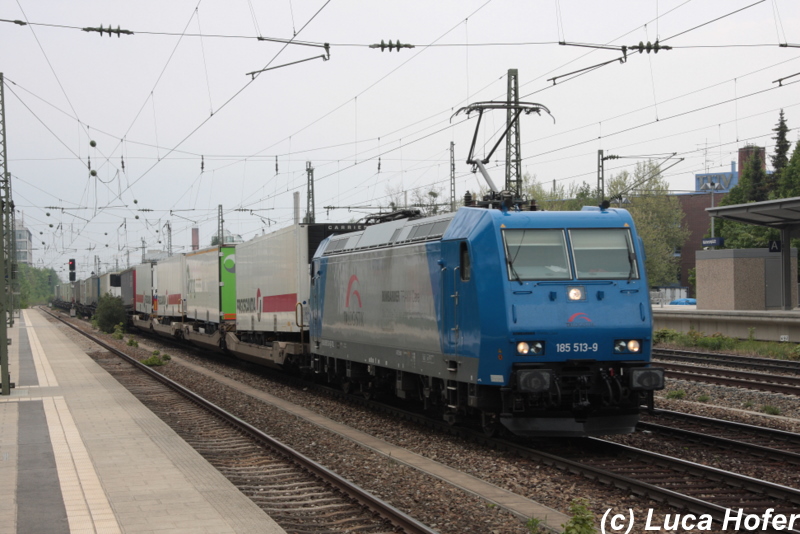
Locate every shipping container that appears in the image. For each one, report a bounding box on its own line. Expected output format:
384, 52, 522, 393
134, 262, 156, 315
185, 245, 236, 324
155, 255, 185, 318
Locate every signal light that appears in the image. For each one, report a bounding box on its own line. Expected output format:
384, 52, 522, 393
69, 272, 76, 282
69, 259, 76, 271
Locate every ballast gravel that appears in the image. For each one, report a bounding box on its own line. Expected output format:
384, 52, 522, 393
51, 314, 795, 534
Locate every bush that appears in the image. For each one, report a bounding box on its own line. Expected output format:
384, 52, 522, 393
653, 328, 681, 344
562, 499, 595, 534
141, 355, 165, 366
161, 353, 171, 361
111, 322, 125, 340
94, 294, 127, 334
127, 338, 138, 348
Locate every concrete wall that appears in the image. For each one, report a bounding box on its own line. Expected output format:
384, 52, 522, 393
653, 308, 800, 342
696, 248, 797, 311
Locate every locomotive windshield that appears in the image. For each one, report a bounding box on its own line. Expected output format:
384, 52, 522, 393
502, 229, 571, 281
569, 228, 639, 280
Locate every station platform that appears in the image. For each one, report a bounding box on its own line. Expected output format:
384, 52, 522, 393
652, 305, 800, 342
0, 309, 285, 534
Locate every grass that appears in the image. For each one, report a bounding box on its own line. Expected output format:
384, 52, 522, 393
666, 389, 686, 400
762, 405, 781, 415
654, 328, 800, 361
141, 355, 165, 366
697, 394, 710, 402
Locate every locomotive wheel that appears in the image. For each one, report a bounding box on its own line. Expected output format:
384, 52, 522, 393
341, 380, 353, 395
481, 413, 500, 437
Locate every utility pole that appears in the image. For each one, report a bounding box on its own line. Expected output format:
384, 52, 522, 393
5, 175, 15, 323
166, 221, 172, 256
450, 142, 456, 212
217, 204, 224, 245
597, 149, 605, 205
597, 150, 620, 205
0, 72, 11, 395
141, 237, 146, 263
505, 69, 522, 197
306, 161, 315, 223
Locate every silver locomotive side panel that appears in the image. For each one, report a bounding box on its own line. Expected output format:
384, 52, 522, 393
186, 247, 221, 324
155, 255, 186, 319
236, 224, 310, 334
318, 243, 441, 357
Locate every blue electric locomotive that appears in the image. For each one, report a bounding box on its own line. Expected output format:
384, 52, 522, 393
309, 204, 664, 437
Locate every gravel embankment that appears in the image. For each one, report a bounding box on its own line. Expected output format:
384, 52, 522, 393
54, 315, 787, 534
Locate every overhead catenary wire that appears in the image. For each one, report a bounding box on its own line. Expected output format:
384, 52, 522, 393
10, 1, 800, 268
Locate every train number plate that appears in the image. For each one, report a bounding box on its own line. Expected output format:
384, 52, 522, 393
555, 343, 598, 353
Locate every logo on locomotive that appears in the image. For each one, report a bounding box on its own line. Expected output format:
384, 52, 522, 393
343, 274, 363, 326
567, 312, 593, 327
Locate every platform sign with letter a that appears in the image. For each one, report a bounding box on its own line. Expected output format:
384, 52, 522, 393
769, 240, 782, 253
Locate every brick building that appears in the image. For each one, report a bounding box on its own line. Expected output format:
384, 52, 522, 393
676, 192, 724, 292
673, 146, 768, 294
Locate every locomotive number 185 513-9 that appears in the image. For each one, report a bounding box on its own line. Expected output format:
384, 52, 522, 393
556, 342, 599, 353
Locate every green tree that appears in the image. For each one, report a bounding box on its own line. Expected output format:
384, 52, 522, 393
525, 162, 688, 287
93, 294, 127, 333
616, 161, 689, 286
778, 140, 800, 198
16, 264, 59, 308
771, 109, 791, 193
740, 147, 769, 202
716, 146, 786, 249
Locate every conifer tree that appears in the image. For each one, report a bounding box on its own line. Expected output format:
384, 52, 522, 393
771, 109, 791, 194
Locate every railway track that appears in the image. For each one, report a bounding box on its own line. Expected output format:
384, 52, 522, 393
654, 347, 800, 374
50, 308, 800, 532
504, 437, 800, 533
659, 361, 800, 395
640, 408, 800, 466
45, 309, 436, 534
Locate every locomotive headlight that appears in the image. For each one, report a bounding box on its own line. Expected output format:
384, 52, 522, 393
567, 286, 585, 301
517, 341, 544, 355
614, 339, 642, 353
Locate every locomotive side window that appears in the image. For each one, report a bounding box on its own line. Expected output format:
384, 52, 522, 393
502, 229, 570, 281
569, 228, 639, 280
460, 242, 471, 281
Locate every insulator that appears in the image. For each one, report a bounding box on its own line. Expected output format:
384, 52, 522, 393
275, 156, 278, 175
201, 155, 205, 172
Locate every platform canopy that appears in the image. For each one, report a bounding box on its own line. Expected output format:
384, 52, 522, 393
707, 197, 800, 310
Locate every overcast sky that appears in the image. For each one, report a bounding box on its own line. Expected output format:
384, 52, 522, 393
2, 0, 799, 278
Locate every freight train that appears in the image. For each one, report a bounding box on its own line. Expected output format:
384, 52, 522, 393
54, 203, 664, 437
